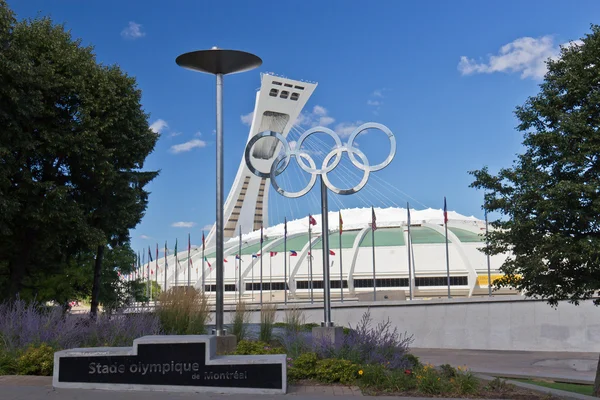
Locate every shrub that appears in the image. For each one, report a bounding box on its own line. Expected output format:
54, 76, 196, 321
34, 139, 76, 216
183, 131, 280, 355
17, 344, 55, 376
259, 303, 277, 343
415, 363, 450, 395
287, 352, 318, 381
315, 358, 359, 384
450, 366, 479, 395
278, 328, 312, 359
234, 340, 284, 355
283, 307, 305, 333
0, 298, 161, 352
315, 310, 413, 370
230, 302, 250, 342
358, 363, 417, 393
404, 353, 422, 369
0, 349, 18, 375
157, 288, 210, 334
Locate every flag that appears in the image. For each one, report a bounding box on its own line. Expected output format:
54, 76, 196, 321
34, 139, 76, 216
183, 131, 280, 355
224, 258, 228, 263
174, 239, 178, 257
284, 217, 287, 237
252, 254, 258, 258
371, 207, 377, 231
443, 197, 448, 225
329, 249, 336, 256
202, 231, 205, 250
204, 257, 211, 267
270, 251, 278, 257
260, 225, 263, 243
148, 246, 153, 262
151, 269, 154, 275
339, 211, 343, 235
290, 250, 298, 256
309, 214, 317, 226
235, 254, 241, 260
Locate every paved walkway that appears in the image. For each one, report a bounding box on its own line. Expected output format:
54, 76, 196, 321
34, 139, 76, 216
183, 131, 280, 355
411, 348, 599, 384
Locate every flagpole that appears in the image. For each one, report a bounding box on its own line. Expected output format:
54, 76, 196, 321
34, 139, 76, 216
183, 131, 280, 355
371, 207, 376, 302
485, 208, 492, 297
444, 197, 451, 298
339, 211, 344, 303
260, 225, 263, 307
284, 217, 287, 305
187, 233, 191, 287
238, 225, 242, 302
155, 244, 158, 302
308, 219, 314, 304
269, 253, 272, 302
164, 241, 168, 293
201, 232, 205, 293
407, 203, 413, 300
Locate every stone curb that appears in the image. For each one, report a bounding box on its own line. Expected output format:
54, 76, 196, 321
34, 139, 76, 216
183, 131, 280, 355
476, 373, 597, 400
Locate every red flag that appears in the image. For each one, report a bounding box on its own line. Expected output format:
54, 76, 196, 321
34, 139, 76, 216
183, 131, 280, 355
329, 249, 336, 256
443, 197, 448, 225
309, 214, 317, 226
371, 207, 377, 231
339, 211, 343, 235
270, 251, 278, 257
224, 258, 228, 263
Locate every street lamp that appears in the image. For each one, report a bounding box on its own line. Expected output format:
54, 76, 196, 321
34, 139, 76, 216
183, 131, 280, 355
176, 48, 262, 337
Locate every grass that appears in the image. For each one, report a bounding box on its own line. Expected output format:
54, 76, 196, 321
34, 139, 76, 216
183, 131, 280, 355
156, 288, 211, 334
509, 377, 594, 396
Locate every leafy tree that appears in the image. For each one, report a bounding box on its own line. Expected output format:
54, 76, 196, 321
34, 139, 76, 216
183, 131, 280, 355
0, 1, 158, 308
470, 25, 600, 396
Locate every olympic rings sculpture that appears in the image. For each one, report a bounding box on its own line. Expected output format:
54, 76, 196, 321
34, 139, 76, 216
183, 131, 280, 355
244, 122, 396, 198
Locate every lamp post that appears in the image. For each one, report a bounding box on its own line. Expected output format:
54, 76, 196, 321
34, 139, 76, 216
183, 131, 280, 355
176, 48, 261, 337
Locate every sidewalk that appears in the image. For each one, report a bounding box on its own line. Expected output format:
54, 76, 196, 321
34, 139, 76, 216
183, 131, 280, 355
411, 348, 599, 384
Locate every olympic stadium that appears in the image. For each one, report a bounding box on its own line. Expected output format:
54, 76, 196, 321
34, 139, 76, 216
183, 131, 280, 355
144, 72, 516, 302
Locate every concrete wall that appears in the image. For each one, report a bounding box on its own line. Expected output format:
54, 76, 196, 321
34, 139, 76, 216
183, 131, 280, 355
220, 296, 600, 352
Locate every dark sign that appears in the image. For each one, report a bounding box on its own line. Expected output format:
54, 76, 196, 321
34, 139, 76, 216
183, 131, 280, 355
55, 338, 284, 391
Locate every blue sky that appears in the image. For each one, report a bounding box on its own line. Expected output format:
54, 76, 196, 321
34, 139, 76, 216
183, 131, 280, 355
9, 0, 599, 252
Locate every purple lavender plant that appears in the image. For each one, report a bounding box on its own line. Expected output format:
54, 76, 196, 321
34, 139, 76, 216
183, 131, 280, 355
0, 298, 161, 352
315, 309, 414, 370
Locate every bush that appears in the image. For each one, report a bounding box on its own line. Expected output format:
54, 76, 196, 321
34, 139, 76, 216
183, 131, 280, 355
450, 366, 479, 395
315, 310, 413, 370
0, 349, 18, 375
287, 352, 318, 381
315, 358, 359, 384
233, 340, 284, 355
277, 328, 312, 359
259, 303, 277, 343
404, 353, 422, 369
415, 363, 451, 395
283, 307, 305, 333
157, 288, 210, 334
230, 302, 250, 342
358, 364, 416, 393
0, 298, 161, 352
16, 344, 55, 376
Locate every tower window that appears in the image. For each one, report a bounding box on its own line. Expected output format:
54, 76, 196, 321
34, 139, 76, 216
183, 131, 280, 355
290, 92, 300, 101
269, 88, 279, 97
280, 91, 289, 99
272, 81, 282, 86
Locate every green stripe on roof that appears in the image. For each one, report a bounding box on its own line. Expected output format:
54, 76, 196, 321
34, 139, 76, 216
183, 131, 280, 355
449, 227, 483, 242
314, 231, 359, 249
240, 238, 277, 255
360, 227, 406, 247
270, 235, 309, 252
409, 226, 445, 244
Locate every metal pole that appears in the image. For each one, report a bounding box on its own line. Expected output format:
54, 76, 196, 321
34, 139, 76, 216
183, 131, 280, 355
215, 72, 225, 336
239, 225, 242, 301
320, 179, 332, 325
284, 218, 287, 305
201, 240, 205, 293
407, 204, 413, 301
309, 223, 314, 304
445, 217, 451, 299
339, 215, 343, 303
371, 225, 376, 301
260, 233, 263, 306
187, 234, 191, 287
164, 242, 168, 293
269, 254, 272, 301
485, 209, 492, 297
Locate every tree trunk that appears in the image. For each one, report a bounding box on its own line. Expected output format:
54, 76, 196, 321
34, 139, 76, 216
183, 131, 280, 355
90, 244, 105, 319
594, 353, 600, 397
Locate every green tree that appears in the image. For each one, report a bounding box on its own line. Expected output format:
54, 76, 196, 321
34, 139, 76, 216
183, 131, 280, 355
0, 1, 158, 306
470, 25, 600, 396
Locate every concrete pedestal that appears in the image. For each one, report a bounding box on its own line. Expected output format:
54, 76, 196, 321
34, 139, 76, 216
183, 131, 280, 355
312, 326, 344, 349
216, 334, 237, 355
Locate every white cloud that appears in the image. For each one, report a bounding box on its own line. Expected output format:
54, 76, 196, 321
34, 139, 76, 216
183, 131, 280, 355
170, 139, 207, 154
367, 100, 382, 106
294, 105, 336, 128
335, 121, 364, 138
169, 132, 182, 137
195, 131, 202, 137
458, 35, 584, 80
140, 235, 151, 240
201, 224, 213, 231
372, 89, 385, 98
150, 119, 168, 134
121, 21, 145, 40
171, 221, 196, 228
240, 112, 254, 126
